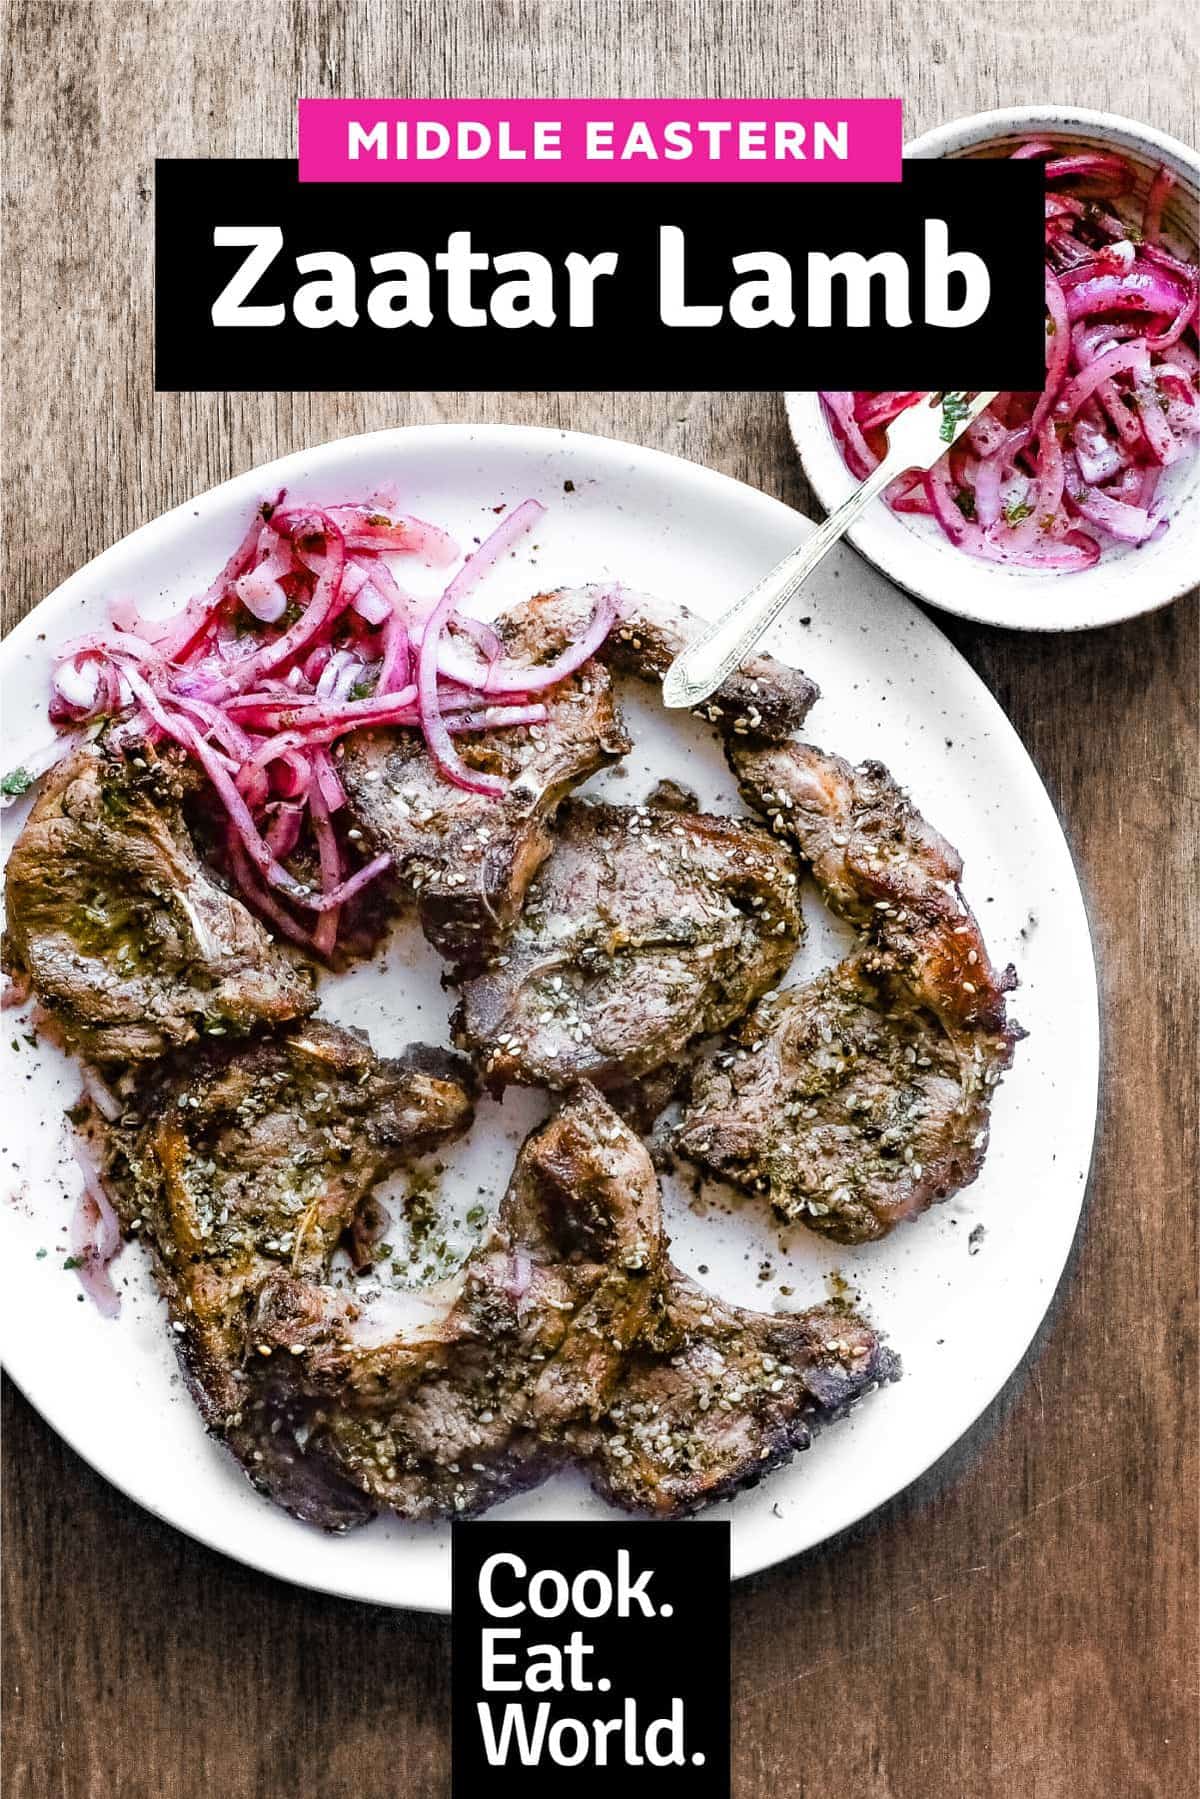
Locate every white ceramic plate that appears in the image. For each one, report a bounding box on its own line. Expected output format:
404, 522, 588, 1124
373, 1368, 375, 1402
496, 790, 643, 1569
0, 424, 1099, 1612
788, 106, 1200, 631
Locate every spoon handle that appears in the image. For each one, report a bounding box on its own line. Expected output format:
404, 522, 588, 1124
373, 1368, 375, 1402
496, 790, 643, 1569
661, 456, 898, 710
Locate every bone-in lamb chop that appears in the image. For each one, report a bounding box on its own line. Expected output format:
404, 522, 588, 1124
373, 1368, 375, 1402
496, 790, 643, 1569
675, 741, 1021, 1243
89, 1019, 478, 1528
522, 585, 820, 741
90, 1077, 894, 1525
728, 740, 1019, 1039
3, 742, 316, 1061
453, 798, 803, 1092
338, 591, 630, 967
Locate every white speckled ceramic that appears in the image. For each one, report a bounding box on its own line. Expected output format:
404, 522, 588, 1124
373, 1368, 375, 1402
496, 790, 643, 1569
788, 108, 1200, 632
0, 425, 1098, 1610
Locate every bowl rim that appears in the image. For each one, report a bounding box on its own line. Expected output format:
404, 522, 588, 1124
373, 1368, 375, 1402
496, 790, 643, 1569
904, 104, 1200, 182
788, 106, 1200, 633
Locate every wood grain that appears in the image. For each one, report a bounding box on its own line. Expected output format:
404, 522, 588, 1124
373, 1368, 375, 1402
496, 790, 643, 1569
2, 3, 1196, 1795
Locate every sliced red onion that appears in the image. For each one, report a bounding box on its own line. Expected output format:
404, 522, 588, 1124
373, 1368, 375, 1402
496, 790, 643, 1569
307, 776, 342, 959
820, 391, 878, 477
377, 610, 412, 696
1073, 415, 1126, 485
855, 391, 922, 431
154, 496, 283, 662
448, 703, 549, 733
169, 692, 254, 761
1065, 265, 1188, 323
35, 488, 686, 963
824, 139, 1195, 577
172, 706, 389, 912
313, 504, 459, 565
69, 1178, 123, 1319
1144, 271, 1199, 352
53, 658, 102, 714
1143, 165, 1175, 246
315, 647, 364, 702
1064, 453, 1161, 543
233, 555, 290, 623
415, 500, 546, 796
351, 580, 392, 626
1055, 340, 1151, 421
312, 746, 347, 812
79, 1065, 122, 1122
1132, 374, 1181, 466
972, 451, 1004, 529
1158, 365, 1200, 435
965, 406, 1009, 458
923, 460, 1100, 570
1028, 268, 1071, 440
219, 516, 349, 696
264, 802, 304, 859
1044, 151, 1132, 189
226, 832, 321, 951
221, 685, 421, 736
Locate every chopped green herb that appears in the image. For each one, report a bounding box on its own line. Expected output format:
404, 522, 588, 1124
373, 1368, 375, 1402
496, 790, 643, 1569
36, 1247, 47, 1260
953, 488, 977, 521
63, 1256, 82, 1271
937, 392, 973, 444
1, 767, 34, 797
1002, 500, 1033, 526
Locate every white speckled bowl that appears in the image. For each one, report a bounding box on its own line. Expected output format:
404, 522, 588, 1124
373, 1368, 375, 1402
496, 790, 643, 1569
788, 107, 1200, 632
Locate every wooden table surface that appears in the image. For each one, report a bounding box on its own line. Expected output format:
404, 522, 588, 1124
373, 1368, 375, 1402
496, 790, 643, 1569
2, 4, 1196, 1795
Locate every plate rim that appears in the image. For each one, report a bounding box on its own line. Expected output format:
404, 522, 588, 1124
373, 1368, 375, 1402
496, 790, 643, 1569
0, 419, 1101, 1611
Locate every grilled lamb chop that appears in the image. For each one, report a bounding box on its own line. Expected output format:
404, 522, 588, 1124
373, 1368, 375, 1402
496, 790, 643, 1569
89, 1019, 478, 1528
2, 742, 315, 1061
241, 1081, 669, 1520
453, 799, 803, 1092
728, 739, 1018, 1038
523, 585, 819, 741
676, 742, 1022, 1241
92, 1078, 894, 1524
578, 1274, 892, 1515
676, 950, 1010, 1243
338, 591, 630, 966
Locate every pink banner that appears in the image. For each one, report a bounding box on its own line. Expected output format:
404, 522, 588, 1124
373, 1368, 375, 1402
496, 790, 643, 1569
298, 99, 902, 184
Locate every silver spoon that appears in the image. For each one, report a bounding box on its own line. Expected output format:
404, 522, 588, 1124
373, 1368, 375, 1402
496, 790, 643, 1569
662, 391, 999, 711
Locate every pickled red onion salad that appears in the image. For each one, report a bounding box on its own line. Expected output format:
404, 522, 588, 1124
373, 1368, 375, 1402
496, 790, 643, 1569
32, 494, 619, 959
822, 144, 1199, 570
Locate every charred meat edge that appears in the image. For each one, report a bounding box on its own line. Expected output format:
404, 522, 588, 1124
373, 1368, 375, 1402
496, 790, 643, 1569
453, 798, 803, 1093
673, 741, 1022, 1242
3, 741, 315, 1061
92, 1075, 895, 1525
